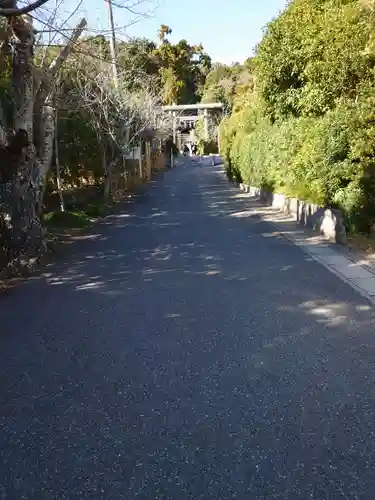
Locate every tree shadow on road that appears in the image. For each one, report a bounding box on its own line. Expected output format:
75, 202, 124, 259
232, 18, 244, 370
2, 162, 375, 351
1, 162, 375, 498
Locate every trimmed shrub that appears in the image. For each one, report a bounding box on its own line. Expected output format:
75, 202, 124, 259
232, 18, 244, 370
220, 96, 375, 234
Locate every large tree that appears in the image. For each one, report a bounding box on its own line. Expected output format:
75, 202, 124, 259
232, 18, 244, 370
154, 25, 211, 104
0, 1, 86, 270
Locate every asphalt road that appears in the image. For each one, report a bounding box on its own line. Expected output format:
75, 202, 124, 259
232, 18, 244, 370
1, 156, 375, 499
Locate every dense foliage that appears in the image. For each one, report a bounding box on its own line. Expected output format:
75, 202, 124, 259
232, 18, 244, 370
201, 60, 253, 113
116, 26, 212, 105
220, 0, 375, 234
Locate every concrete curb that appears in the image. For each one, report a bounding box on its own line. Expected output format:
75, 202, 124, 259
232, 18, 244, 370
267, 221, 375, 304
218, 170, 375, 305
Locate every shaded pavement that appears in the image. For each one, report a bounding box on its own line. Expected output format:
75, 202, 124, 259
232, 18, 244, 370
1, 156, 375, 499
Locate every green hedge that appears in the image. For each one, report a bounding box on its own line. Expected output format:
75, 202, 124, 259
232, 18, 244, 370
220, 96, 375, 234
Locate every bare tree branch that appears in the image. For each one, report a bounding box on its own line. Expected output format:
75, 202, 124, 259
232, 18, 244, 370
64, 60, 166, 197
48, 17, 86, 78
0, 0, 51, 17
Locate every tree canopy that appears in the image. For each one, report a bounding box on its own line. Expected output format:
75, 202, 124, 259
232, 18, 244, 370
115, 26, 212, 105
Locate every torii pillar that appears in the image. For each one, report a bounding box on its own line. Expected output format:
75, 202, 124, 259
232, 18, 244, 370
203, 107, 209, 140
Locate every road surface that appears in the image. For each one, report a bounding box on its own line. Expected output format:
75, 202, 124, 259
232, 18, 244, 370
1, 156, 375, 499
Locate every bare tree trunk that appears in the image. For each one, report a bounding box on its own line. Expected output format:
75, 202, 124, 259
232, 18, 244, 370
99, 139, 111, 199
37, 102, 54, 213
139, 139, 143, 180
145, 140, 151, 180
54, 110, 65, 212
35, 18, 86, 212
12, 16, 34, 135
7, 14, 45, 268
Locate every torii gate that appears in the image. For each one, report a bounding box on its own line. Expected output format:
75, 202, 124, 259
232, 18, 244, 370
162, 102, 224, 146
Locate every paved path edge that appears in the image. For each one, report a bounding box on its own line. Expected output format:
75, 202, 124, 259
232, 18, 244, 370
215, 165, 375, 305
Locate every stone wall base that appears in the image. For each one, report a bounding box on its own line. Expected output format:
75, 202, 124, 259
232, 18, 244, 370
239, 183, 346, 244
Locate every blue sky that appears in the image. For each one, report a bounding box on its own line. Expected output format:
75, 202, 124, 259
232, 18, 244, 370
123, 0, 288, 63
39, 0, 287, 64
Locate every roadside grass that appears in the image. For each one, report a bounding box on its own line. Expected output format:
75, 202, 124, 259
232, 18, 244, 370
44, 210, 92, 230
44, 199, 113, 230
43, 198, 115, 255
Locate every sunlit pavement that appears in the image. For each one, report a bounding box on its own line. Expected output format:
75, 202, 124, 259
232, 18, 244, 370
1, 157, 375, 499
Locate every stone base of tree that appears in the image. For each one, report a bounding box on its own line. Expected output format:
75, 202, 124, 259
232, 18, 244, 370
239, 183, 347, 245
